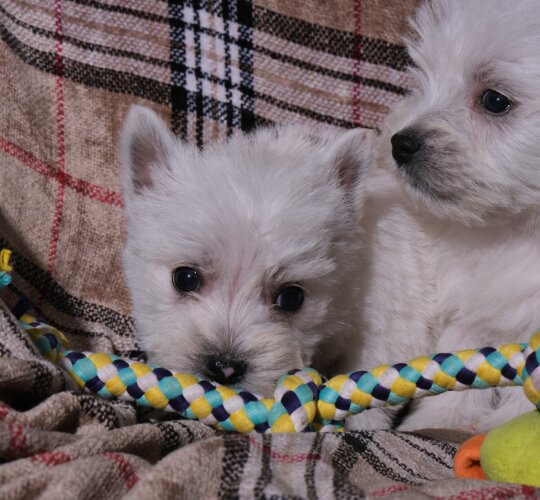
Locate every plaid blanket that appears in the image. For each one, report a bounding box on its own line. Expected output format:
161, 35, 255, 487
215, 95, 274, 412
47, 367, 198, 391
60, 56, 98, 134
1, 0, 538, 498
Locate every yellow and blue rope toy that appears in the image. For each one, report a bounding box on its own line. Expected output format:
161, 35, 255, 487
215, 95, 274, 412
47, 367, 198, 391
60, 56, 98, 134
0, 249, 12, 289
2, 250, 540, 433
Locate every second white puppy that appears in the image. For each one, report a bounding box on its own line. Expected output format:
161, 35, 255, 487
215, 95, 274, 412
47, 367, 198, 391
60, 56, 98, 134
351, 0, 540, 432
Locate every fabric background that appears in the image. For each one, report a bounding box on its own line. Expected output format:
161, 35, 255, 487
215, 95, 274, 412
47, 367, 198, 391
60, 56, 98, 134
1, 1, 538, 498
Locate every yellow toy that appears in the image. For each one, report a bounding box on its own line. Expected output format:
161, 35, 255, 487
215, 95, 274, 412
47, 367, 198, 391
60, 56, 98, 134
455, 411, 540, 487
482, 410, 540, 486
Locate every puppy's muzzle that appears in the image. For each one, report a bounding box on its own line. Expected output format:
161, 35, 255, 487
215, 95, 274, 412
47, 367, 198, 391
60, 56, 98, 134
391, 129, 424, 166
203, 355, 247, 385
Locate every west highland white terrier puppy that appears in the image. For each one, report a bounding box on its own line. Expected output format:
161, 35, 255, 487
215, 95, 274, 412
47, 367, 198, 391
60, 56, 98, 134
351, 0, 540, 432
120, 105, 371, 397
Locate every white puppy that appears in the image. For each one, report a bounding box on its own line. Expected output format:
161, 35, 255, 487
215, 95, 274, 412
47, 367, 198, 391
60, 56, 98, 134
351, 0, 540, 432
120, 106, 371, 397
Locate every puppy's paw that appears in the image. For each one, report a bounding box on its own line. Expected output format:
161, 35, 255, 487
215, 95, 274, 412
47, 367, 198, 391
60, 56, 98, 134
345, 407, 397, 431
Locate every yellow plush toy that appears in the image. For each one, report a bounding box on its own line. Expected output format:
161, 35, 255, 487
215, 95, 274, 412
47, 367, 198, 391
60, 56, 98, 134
455, 410, 540, 487
481, 411, 540, 486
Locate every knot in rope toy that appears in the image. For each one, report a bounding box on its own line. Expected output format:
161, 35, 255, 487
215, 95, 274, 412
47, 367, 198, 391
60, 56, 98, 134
3, 250, 540, 433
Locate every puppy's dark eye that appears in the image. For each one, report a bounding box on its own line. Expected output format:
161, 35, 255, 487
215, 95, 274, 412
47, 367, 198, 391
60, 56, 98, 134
274, 286, 304, 313
481, 89, 511, 114
172, 267, 202, 293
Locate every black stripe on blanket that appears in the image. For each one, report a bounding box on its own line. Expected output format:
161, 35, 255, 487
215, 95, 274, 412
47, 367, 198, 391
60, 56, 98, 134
253, 434, 273, 497
252, 6, 410, 70
219, 435, 251, 499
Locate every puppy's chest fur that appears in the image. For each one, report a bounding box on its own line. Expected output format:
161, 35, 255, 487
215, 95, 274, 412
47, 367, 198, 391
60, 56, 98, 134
357, 173, 540, 369
433, 227, 540, 350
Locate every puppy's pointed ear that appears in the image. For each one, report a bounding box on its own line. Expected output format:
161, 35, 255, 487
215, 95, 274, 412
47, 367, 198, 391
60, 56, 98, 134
121, 105, 175, 197
327, 128, 372, 197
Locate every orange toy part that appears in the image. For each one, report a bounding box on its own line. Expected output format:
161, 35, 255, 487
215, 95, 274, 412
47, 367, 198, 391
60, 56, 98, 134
454, 434, 488, 480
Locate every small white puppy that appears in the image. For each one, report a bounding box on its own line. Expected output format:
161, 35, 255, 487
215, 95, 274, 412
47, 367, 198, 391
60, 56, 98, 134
120, 106, 371, 397
352, 0, 540, 432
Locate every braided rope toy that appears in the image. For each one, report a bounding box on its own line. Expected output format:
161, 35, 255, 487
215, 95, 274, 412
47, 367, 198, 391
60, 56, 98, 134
2, 251, 540, 433
0, 249, 13, 289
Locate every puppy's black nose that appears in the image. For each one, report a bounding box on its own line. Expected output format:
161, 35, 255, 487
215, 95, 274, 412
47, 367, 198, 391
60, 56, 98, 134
391, 131, 423, 166
203, 355, 247, 385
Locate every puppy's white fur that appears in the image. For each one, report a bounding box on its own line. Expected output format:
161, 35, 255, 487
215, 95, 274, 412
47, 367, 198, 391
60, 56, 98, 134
121, 106, 372, 397
350, 0, 540, 432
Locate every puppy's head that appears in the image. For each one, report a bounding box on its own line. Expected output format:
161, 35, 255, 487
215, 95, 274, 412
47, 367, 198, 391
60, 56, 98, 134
385, 0, 540, 224
120, 106, 370, 396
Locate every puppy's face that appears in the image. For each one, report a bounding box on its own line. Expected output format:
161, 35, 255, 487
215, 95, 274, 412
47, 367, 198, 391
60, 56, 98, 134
385, 0, 540, 224
121, 106, 370, 396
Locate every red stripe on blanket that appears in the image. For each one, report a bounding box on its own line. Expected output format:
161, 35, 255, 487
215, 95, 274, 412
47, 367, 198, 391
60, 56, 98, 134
8, 420, 26, 454
0, 404, 11, 421
103, 452, 139, 489
352, 0, 362, 126
521, 485, 540, 498
0, 139, 54, 178
435, 484, 538, 500
371, 484, 412, 497
0, 138, 123, 207
47, 0, 66, 276
249, 436, 321, 464
371, 482, 537, 499
62, 172, 123, 207
30, 451, 71, 466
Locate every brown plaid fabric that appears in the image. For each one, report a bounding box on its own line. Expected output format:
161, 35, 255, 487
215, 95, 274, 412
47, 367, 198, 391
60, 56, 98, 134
1, 1, 539, 498
0, 0, 416, 356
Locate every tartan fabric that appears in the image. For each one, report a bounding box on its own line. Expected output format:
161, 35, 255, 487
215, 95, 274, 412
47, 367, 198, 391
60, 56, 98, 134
0, 0, 415, 357
2, 0, 539, 498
